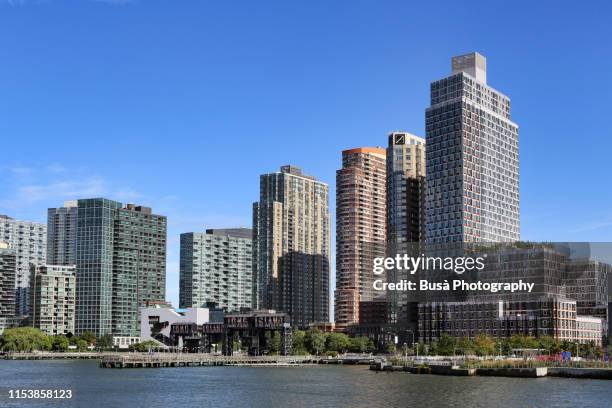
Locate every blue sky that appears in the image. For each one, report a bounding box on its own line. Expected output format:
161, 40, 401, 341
1, 0, 611, 307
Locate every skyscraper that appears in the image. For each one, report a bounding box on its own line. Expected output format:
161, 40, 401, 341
335, 147, 386, 328
30, 265, 76, 336
112, 204, 167, 337
0, 242, 17, 318
179, 228, 253, 312
387, 132, 426, 249
253, 165, 330, 327
386, 132, 426, 328
425, 52, 520, 243
75, 199, 167, 337
0, 243, 17, 330
0, 215, 46, 316
47, 201, 78, 266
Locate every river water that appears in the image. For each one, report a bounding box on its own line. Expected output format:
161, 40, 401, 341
0, 360, 610, 407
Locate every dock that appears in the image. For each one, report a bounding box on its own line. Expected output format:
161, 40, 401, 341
99, 354, 320, 368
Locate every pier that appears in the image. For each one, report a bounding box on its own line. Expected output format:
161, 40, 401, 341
99, 354, 320, 368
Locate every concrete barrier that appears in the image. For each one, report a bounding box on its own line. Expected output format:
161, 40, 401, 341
476, 367, 547, 378
548, 367, 612, 380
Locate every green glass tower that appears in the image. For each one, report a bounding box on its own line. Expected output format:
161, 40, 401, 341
74, 199, 166, 337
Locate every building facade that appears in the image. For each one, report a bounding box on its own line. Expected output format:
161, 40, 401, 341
253, 165, 330, 327
179, 228, 253, 312
47, 201, 78, 266
0, 214, 47, 316
0, 243, 17, 332
75, 199, 167, 337
335, 147, 386, 328
425, 52, 520, 243
387, 132, 426, 248
30, 265, 76, 336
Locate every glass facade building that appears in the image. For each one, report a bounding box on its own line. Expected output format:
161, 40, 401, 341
47, 201, 78, 266
75, 199, 166, 337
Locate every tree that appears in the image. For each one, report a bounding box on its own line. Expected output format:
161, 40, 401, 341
349, 336, 372, 353
326, 333, 350, 353
385, 342, 396, 354
52, 335, 69, 352
305, 330, 326, 355
435, 333, 456, 356
79, 331, 96, 345
130, 340, 159, 352
0, 327, 51, 352
97, 334, 114, 350
75, 339, 89, 352
269, 331, 281, 354
473, 335, 496, 356
291, 330, 308, 355
538, 336, 561, 355
456, 337, 473, 356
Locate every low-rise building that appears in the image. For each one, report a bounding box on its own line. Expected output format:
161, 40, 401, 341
140, 305, 218, 346
575, 316, 604, 346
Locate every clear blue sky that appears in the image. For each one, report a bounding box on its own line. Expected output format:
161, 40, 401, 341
1, 0, 611, 307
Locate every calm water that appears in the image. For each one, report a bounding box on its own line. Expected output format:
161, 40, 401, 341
0, 360, 611, 407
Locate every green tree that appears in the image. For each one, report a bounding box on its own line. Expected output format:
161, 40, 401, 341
0, 327, 51, 352
52, 335, 69, 352
456, 337, 473, 356
79, 331, 96, 346
269, 331, 281, 354
473, 334, 496, 356
349, 336, 372, 353
305, 330, 326, 355
326, 333, 350, 353
435, 333, 457, 356
97, 334, 114, 350
75, 339, 89, 352
538, 336, 561, 355
385, 341, 396, 354
291, 330, 308, 355
130, 340, 159, 352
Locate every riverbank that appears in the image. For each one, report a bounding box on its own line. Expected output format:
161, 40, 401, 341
2, 352, 381, 366
370, 362, 612, 380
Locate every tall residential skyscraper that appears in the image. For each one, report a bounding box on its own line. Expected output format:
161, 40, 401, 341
387, 132, 426, 249
335, 147, 386, 328
425, 52, 519, 243
111, 204, 167, 336
75, 199, 167, 337
0, 243, 17, 334
386, 132, 426, 328
179, 228, 253, 312
0, 215, 47, 316
30, 265, 76, 336
0, 243, 16, 319
47, 201, 78, 266
253, 165, 330, 328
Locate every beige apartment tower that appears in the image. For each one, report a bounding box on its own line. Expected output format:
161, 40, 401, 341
335, 148, 386, 328
30, 265, 76, 336
253, 165, 330, 328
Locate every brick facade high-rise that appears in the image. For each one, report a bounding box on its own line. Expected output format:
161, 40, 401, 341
335, 147, 386, 328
